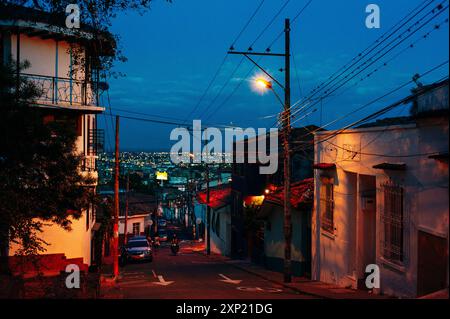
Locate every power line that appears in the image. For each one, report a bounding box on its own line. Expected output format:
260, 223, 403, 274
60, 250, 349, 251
199, 56, 246, 120
103, 112, 239, 130
204, 57, 263, 122
110, 107, 190, 122
302, 0, 437, 102
282, 1, 448, 124
182, 55, 229, 124
283, 0, 440, 120
203, 0, 306, 122
287, 14, 449, 128
184, 0, 268, 123
230, 0, 266, 49
248, 0, 291, 51
266, 0, 314, 51
289, 61, 449, 149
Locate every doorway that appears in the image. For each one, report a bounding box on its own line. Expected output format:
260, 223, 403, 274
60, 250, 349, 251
358, 174, 377, 288
417, 230, 448, 296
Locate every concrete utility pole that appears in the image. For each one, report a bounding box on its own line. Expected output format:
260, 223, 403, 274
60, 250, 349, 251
228, 18, 292, 282
113, 115, 120, 278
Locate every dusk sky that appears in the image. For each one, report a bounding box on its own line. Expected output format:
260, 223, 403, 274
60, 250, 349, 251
98, 0, 449, 151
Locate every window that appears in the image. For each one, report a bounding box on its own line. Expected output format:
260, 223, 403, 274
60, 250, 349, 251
132, 222, 140, 235
320, 177, 334, 233
382, 182, 404, 263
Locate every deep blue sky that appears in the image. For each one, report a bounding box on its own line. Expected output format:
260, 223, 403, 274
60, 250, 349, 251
98, 0, 449, 151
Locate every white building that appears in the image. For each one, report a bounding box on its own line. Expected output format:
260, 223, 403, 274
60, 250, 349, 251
118, 193, 156, 241
1, 5, 113, 269
312, 80, 449, 298
197, 185, 232, 256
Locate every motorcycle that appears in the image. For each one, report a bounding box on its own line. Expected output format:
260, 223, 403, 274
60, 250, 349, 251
152, 238, 160, 249
170, 242, 179, 255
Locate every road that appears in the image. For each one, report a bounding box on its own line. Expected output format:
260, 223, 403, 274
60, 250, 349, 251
111, 225, 313, 299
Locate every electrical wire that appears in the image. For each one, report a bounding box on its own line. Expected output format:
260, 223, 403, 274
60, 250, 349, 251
281, 1, 448, 124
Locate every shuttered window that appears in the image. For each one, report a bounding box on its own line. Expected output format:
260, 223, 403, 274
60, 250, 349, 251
320, 177, 334, 233
382, 182, 404, 263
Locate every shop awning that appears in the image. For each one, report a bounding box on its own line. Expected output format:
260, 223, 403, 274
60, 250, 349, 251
428, 153, 449, 161
263, 178, 314, 210
372, 162, 407, 171
313, 163, 336, 170
197, 186, 231, 210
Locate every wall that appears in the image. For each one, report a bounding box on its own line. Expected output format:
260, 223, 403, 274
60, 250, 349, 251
312, 122, 448, 297
118, 215, 147, 236
10, 210, 93, 265
264, 205, 310, 276
210, 205, 231, 256
7, 33, 96, 266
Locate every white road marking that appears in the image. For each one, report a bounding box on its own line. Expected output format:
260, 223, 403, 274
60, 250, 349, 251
153, 275, 174, 286
219, 273, 242, 285
152, 269, 157, 278
237, 286, 282, 293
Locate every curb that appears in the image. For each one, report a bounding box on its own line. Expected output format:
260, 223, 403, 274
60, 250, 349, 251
222, 259, 329, 299
191, 250, 329, 299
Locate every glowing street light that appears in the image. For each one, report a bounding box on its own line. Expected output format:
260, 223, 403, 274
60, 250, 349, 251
255, 78, 272, 90
253, 76, 284, 107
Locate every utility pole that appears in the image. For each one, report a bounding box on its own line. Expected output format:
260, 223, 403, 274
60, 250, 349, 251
124, 173, 129, 244
205, 152, 211, 255
283, 18, 292, 283
227, 18, 292, 282
113, 115, 120, 278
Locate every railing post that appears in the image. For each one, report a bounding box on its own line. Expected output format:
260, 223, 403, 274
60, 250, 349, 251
84, 81, 88, 105
52, 77, 55, 104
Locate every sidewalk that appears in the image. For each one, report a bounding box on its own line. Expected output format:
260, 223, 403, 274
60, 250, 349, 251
184, 241, 389, 299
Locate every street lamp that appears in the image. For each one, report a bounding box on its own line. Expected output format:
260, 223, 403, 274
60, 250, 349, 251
255, 78, 272, 90
228, 18, 292, 283
254, 77, 284, 108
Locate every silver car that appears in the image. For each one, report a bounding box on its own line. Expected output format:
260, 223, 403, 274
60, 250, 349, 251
125, 239, 153, 262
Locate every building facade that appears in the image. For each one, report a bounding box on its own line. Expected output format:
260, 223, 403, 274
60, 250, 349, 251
312, 80, 449, 297
1, 5, 113, 268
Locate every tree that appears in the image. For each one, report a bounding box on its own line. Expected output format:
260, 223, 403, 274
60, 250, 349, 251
0, 60, 96, 256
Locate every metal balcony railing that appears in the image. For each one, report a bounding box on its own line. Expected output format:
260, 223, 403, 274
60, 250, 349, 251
82, 129, 104, 172
82, 155, 97, 172
20, 73, 99, 107
88, 128, 105, 156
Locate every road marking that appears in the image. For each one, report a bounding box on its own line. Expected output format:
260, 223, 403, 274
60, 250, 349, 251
152, 269, 157, 278
219, 273, 242, 285
237, 286, 282, 293
153, 275, 174, 286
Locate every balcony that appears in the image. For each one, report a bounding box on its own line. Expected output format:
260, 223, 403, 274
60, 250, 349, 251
88, 128, 105, 157
21, 73, 106, 113
82, 129, 105, 173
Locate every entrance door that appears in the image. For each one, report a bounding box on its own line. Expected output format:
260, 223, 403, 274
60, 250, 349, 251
358, 175, 377, 288
417, 230, 448, 297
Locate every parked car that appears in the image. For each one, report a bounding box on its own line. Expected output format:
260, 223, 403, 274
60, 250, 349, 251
128, 235, 147, 242
124, 239, 153, 262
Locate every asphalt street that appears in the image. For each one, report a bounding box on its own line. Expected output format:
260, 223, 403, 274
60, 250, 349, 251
111, 225, 313, 299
